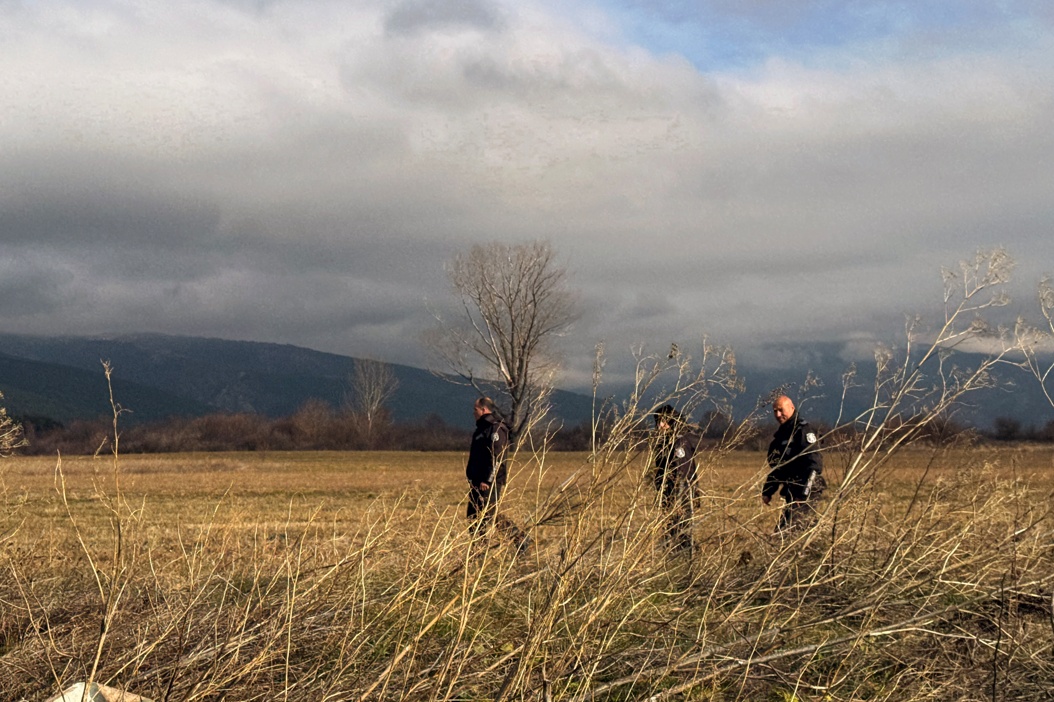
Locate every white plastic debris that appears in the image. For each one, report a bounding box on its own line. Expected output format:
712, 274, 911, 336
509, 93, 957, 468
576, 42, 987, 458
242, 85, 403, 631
43, 682, 151, 702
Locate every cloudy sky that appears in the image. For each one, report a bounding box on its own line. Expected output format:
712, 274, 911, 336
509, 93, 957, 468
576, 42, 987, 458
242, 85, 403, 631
2, 0, 1052, 389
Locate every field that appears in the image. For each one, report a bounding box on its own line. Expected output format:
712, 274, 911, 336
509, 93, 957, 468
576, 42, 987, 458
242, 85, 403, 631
1, 445, 1053, 701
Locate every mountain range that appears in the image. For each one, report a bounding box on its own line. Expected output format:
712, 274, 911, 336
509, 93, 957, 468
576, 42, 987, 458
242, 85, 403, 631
0, 333, 594, 428
0, 333, 1049, 432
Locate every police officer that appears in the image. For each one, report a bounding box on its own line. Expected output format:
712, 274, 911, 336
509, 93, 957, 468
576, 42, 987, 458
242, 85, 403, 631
762, 395, 824, 532
653, 404, 699, 553
466, 397, 529, 552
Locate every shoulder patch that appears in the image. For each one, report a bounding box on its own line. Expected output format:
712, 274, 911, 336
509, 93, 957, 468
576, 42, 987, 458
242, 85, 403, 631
805, 432, 817, 444
492, 432, 501, 441
675, 447, 686, 459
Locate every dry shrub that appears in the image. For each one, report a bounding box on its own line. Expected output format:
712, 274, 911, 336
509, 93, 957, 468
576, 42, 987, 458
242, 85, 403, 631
3, 345, 1049, 702
2, 445, 1050, 701
22, 406, 455, 454
2, 251, 1052, 700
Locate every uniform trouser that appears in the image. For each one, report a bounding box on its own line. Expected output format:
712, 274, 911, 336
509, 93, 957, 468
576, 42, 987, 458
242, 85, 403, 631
467, 480, 503, 525
777, 499, 817, 532
776, 470, 823, 533
659, 485, 696, 552
467, 481, 528, 549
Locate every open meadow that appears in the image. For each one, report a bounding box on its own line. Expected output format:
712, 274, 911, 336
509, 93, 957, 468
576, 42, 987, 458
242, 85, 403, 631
1, 445, 1053, 701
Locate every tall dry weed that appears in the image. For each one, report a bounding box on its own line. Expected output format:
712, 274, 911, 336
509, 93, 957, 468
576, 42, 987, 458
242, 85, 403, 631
2, 251, 1053, 700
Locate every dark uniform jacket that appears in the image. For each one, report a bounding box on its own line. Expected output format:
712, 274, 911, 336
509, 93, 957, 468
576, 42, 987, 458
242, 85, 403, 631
763, 414, 823, 502
654, 430, 699, 498
466, 414, 509, 486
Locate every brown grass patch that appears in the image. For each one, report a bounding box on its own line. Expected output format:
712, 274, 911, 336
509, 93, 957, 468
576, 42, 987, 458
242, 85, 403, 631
2, 447, 1052, 701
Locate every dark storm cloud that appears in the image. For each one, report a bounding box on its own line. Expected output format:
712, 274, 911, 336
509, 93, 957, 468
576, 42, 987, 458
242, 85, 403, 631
0, 166, 222, 252
0, 261, 70, 319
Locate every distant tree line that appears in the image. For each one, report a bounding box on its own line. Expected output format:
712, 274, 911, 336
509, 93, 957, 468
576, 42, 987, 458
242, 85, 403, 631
17, 401, 465, 455
10, 409, 612, 455
14, 403, 1054, 457
987, 415, 1054, 442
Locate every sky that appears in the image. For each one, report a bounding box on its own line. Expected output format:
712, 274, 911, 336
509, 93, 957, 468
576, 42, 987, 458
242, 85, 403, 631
2, 0, 1053, 390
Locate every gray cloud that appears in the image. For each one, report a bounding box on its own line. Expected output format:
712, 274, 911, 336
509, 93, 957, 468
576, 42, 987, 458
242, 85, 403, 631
0, 157, 222, 252
0, 0, 1051, 393
385, 0, 504, 35
0, 255, 72, 319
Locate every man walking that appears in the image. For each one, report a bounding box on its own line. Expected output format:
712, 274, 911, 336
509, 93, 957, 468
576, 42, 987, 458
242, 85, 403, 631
466, 397, 529, 552
653, 404, 699, 553
762, 395, 824, 533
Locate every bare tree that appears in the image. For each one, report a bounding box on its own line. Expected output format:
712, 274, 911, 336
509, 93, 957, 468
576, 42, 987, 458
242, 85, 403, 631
345, 359, 399, 446
427, 240, 577, 444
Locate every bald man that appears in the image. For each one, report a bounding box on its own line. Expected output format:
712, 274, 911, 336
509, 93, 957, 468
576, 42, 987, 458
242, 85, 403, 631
762, 395, 825, 532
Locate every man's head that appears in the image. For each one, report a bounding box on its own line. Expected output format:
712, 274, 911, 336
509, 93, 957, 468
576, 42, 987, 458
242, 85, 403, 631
773, 395, 795, 424
474, 396, 497, 420
654, 404, 680, 432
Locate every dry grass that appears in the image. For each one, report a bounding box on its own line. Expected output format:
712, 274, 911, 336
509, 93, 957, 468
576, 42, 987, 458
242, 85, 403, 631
1, 445, 1052, 702
5, 249, 1049, 700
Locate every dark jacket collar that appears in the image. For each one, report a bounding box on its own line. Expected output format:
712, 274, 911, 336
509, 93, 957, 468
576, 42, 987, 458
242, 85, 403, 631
774, 412, 800, 437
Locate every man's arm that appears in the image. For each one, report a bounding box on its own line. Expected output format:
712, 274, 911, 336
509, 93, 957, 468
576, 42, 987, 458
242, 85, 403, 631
673, 436, 698, 484
484, 422, 509, 487
790, 424, 822, 474
762, 437, 790, 502
761, 468, 783, 503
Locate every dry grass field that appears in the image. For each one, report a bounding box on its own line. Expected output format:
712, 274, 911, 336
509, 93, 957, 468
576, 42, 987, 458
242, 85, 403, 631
1, 444, 1052, 701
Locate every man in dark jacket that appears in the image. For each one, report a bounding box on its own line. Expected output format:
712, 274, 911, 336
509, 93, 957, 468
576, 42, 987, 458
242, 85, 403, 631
762, 395, 824, 532
466, 397, 529, 552
653, 404, 699, 553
